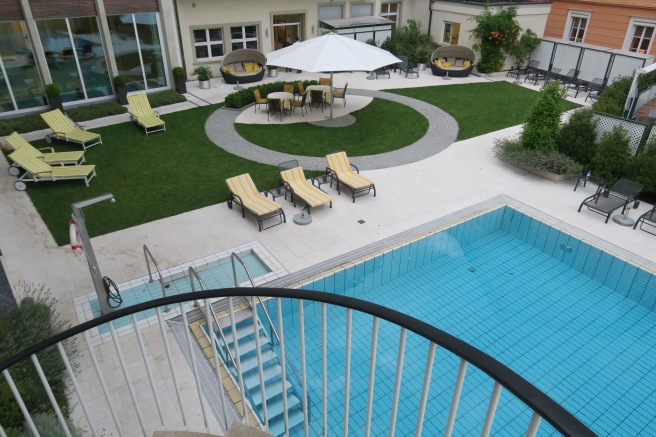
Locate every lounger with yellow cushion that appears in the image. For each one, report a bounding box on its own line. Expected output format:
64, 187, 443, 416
4, 132, 85, 176
326, 151, 376, 202
127, 93, 166, 135
40, 109, 102, 150
8, 147, 96, 191
280, 165, 332, 213
226, 173, 285, 231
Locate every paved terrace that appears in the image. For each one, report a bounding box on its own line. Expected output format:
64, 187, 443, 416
0, 68, 655, 435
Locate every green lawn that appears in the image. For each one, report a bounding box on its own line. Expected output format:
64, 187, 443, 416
14, 104, 294, 245
6, 82, 577, 246
235, 98, 428, 157
388, 81, 579, 140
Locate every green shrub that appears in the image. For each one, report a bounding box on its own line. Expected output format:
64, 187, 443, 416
147, 90, 187, 108
0, 283, 75, 431
44, 84, 61, 97
172, 67, 186, 77
378, 19, 436, 67
66, 101, 127, 122
20, 414, 83, 437
592, 126, 631, 185
470, 6, 521, 73
0, 114, 48, 136
494, 136, 582, 175
224, 80, 318, 109
556, 108, 598, 168
593, 71, 656, 116
521, 81, 567, 152
112, 75, 126, 87
628, 139, 656, 195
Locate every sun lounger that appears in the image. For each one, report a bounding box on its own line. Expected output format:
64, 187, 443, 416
634, 204, 656, 235
280, 165, 332, 213
127, 93, 166, 135
226, 173, 285, 231
578, 178, 643, 223
326, 151, 376, 202
40, 109, 102, 150
8, 147, 96, 191
4, 132, 85, 176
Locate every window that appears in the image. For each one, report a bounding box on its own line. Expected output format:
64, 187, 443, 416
0, 21, 45, 113
351, 3, 373, 18
443, 22, 460, 45
230, 25, 258, 51
36, 16, 112, 102
627, 20, 655, 54
107, 13, 168, 92
565, 11, 590, 43
381, 3, 400, 32
319, 5, 343, 21
194, 28, 223, 59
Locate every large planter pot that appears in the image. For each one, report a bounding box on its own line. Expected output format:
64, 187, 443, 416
199, 79, 210, 90
267, 69, 278, 78
174, 75, 187, 94
115, 85, 128, 105
47, 95, 63, 112
516, 163, 572, 183
418, 63, 427, 71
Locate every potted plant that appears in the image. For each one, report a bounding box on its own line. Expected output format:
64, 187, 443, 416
267, 65, 278, 78
44, 83, 63, 111
415, 46, 431, 72
113, 75, 128, 105
192, 65, 213, 89
172, 67, 187, 94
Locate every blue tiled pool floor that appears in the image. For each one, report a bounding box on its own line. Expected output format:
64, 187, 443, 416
270, 206, 656, 436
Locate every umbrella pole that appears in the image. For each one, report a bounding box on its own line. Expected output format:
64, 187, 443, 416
329, 72, 334, 119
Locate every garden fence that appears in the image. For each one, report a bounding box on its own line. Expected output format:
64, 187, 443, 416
532, 38, 654, 86
592, 112, 650, 156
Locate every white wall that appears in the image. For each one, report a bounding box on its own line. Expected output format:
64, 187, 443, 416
429, 1, 552, 70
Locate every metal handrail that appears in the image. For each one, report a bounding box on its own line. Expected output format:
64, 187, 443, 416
230, 253, 312, 421
143, 245, 167, 300
186, 267, 259, 423
0, 288, 597, 437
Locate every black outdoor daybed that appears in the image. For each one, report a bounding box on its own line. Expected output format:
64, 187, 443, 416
430, 45, 476, 78
219, 49, 266, 85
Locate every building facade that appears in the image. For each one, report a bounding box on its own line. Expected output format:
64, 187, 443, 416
543, 0, 656, 57
0, 0, 555, 117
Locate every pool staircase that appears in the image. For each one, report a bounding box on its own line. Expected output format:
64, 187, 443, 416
192, 253, 307, 437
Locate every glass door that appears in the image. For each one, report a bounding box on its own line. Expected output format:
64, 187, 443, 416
272, 14, 304, 51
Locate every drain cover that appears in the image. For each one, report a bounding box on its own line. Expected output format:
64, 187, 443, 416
357, 219, 365, 224
468, 267, 476, 273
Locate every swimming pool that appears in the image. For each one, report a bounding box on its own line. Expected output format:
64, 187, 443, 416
74, 241, 288, 341
260, 204, 656, 436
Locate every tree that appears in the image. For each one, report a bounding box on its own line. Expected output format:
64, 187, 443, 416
469, 6, 521, 73
521, 82, 567, 152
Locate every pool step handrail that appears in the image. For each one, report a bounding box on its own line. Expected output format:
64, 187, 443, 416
230, 252, 312, 428
143, 245, 167, 301
186, 266, 255, 422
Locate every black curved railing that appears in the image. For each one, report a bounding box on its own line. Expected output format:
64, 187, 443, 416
0, 288, 597, 437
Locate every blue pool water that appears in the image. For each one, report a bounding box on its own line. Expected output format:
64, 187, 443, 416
261, 205, 656, 436
90, 252, 270, 333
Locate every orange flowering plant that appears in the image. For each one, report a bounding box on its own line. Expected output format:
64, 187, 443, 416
469, 6, 521, 73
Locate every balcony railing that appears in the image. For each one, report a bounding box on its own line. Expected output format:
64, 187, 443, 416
0, 288, 596, 437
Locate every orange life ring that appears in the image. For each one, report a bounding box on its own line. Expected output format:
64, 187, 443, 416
69, 218, 83, 255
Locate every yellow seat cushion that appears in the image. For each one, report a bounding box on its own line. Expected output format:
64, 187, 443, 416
223, 66, 236, 75
464, 59, 471, 68
243, 62, 259, 72
442, 61, 454, 68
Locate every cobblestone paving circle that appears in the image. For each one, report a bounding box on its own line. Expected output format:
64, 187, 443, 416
205, 89, 459, 171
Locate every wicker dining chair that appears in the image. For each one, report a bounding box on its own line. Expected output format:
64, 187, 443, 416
253, 89, 268, 113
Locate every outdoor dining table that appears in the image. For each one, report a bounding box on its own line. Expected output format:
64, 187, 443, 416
306, 85, 332, 103
268, 92, 293, 111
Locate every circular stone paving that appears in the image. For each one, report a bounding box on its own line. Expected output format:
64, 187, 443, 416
205, 89, 459, 171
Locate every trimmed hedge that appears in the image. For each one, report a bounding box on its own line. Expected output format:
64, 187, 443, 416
224, 80, 318, 109
148, 89, 187, 108
0, 114, 48, 136
66, 101, 127, 122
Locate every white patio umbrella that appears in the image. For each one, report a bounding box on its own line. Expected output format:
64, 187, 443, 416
265, 32, 401, 118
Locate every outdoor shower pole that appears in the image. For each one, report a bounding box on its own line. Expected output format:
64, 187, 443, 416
71, 193, 116, 315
